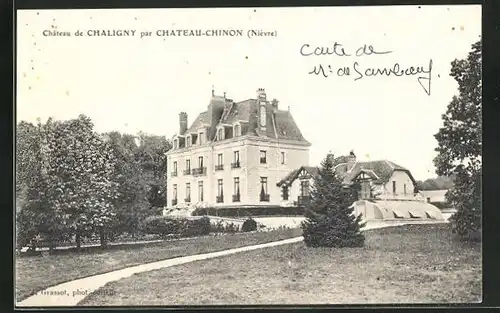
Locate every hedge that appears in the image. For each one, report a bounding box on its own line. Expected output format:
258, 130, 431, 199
192, 206, 304, 217
140, 216, 211, 238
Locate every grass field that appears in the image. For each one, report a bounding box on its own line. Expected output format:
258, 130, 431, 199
79, 224, 481, 305
15, 228, 302, 302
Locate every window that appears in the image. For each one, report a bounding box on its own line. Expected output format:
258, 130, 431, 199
282, 186, 289, 200
186, 159, 191, 171
392, 181, 396, 194
217, 179, 224, 203
281, 151, 285, 165
173, 184, 178, 199
233, 177, 240, 195
300, 180, 310, 197
198, 156, 204, 168
260, 150, 267, 164
199, 132, 204, 144
186, 136, 191, 147
403, 183, 407, 195
172, 161, 177, 175
260, 177, 268, 194
218, 153, 223, 166
185, 183, 191, 202
260, 177, 269, 201
198, 181, 204, 202
234, 124, 240, 137
173, 139, 178, 149
426, 197, 431, 203
234, 151, 240, 163
217, 128, 223, 140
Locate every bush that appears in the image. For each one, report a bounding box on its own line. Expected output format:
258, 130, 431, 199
192, 206, 304, 218
140, 216, 211, 238
241, 218, 257, 232
210, 220, 240, 234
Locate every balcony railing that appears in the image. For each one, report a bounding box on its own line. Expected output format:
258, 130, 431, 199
231, 162, 241, 169
192, 167, 207, 176
297, 196, 311, 206
215, 164, 224, 171
216, 195, 224, 203
171, 171, 178, 177
171, 199, 178, 206
184, 197, 191, 203
232, 194, 241, 202
260, 194, 270, 202
183, 169, 191, 175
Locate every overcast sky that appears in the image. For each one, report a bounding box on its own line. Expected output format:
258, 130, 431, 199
16, 5, 481, 181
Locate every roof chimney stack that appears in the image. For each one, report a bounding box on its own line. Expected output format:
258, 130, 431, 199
347, 150, 356, 171
179, 112, 188, 135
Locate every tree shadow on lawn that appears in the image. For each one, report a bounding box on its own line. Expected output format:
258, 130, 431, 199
79, 223, 481, 306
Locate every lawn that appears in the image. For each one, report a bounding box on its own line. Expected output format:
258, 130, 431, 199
15, 227, 302, 302
79, 224, 482, 305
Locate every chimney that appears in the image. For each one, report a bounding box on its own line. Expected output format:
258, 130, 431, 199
256, 88, 266, 100
179, 112, 188, 135
271, 98, 279, 110
347, 150, 356, 171
257, 88, 267, 131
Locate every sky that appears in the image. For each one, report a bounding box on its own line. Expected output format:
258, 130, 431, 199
16, 5, 481, 181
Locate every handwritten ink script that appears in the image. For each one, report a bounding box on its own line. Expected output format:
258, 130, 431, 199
300, 42, 432, 96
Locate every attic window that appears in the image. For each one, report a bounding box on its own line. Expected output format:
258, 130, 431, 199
217, 128, 224, 141
234, 124, 241, 137
199, 132, 204, 145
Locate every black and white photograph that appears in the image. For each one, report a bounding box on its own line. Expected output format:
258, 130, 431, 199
15, 5, 482, 307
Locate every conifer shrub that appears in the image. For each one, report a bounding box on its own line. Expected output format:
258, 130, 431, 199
241, 217, 258, 232
301, 153, 366, 248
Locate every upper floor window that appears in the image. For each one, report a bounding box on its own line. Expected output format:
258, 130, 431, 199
281, 151, 285, 165
198, 156, 204, 168
234, 124, 241, 137
186, 159, 191, 171
218, 153, 223, 166
392, 181, 396, 194
403, 183, 407, 195
260, 150, 267, 164
217, 128, 224, 141
172, 161, 178, 175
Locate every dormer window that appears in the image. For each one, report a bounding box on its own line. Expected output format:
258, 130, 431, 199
234, 124, 241, 137
186, 136, 191, 147
217, 128, 224, 141
199, 132, 204, 145
173, 139, 178, 149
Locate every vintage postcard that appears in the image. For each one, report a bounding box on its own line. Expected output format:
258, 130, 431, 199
15, 5, 482, 307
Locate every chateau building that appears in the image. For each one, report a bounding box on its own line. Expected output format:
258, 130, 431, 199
166, 88, 311, 209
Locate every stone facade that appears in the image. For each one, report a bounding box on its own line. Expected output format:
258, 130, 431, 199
166, 88, 310, 208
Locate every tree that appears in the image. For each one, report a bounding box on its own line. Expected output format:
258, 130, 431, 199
16, 119, 70, 251
104, 131, 150, 239
135, 132, 171, 211
42, 115, 119, 248
301, 153, 366, 247
433, 40, 481, 242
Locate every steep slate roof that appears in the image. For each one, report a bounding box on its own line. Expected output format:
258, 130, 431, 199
277, 159, 416, 187
184, 96, 309, 143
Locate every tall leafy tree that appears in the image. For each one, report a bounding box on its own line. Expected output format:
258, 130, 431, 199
42, 115, 119, 248
104, 131, 149, 238
301, 153, 366, 247
135, 132, 171, 211
433, 41, 481, 241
